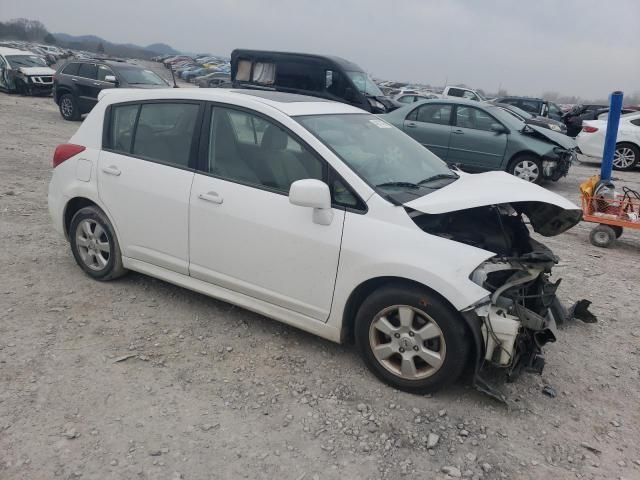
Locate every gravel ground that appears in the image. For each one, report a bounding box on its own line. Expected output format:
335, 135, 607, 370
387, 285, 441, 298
0, 85, 639, 480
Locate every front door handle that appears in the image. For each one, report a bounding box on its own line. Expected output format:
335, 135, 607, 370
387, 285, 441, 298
101, 165, 121, 176
406, 122, 417, 128
93, 82, 101, 86
198, 192, 223, 204
452, 129, 464, 134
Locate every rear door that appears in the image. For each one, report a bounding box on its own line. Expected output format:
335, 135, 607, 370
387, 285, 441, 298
98, 101, 201, 273
447, 105, 507, 171
76, 63, 99, 112
403, 103, 453, 160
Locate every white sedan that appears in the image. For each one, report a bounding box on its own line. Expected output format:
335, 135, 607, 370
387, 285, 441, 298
576, 111, 640, 170
48, 88, 581, 395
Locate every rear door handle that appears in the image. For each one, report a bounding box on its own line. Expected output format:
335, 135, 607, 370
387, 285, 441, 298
452, 129, 464, 134
71, 78, 78, 82
101, 165, 121, 176
406, 122, 417, 128
93, 82, 101, 86
198, 192, 223, 204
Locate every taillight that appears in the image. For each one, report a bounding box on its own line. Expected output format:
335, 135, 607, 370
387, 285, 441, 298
53, 144, 85, 168
582, 126, 598, 133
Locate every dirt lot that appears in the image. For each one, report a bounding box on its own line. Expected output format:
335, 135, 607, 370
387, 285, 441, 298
1, 87, 639, 480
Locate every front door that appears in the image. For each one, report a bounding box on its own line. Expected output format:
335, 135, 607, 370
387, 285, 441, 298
98, 101, 201, 274
447, 105, 507, 171
403, 103, 453, 161
189, 105, 344, 321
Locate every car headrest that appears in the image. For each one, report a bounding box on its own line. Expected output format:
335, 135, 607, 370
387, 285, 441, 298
261, 124, 288, 151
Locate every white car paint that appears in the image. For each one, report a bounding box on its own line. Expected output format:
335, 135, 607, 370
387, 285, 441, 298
16, 66, 55, 76
48, 88, 580, 350
576, 111, 640, 160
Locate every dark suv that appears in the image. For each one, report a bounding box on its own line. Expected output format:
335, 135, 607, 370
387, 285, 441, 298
53, 59, 170, 120
494, 96, 564, 121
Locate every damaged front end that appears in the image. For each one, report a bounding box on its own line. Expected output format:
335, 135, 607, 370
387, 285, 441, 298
408, 194, 582, 401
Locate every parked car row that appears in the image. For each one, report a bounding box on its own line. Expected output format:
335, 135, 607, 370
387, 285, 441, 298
152, 53, 231, 88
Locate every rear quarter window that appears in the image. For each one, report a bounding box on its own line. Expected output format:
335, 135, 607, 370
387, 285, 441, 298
108, 104, 139, 153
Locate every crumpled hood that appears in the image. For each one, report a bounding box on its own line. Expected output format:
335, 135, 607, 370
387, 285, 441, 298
524, 124, 576, 150
18, 66, 55, 76
404, 171, 582, 236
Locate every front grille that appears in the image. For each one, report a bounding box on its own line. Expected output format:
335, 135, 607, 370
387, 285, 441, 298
31, 76, 53, 85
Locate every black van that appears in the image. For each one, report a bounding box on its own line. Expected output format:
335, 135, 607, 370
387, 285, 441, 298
230, 49, 398, 113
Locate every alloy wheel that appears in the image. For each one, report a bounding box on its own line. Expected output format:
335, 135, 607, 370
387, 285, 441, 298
61, 97, 73, 118
75, 219, 111, 271
613, 147, 636, 169
513, 160, 540, 182
368, 305, 446, 380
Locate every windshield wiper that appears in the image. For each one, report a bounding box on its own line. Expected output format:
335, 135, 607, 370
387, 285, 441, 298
417, 173, 458, 185
376, 181, 420, 189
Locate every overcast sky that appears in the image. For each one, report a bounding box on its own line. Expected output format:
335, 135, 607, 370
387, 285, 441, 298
2, 0, 638, 99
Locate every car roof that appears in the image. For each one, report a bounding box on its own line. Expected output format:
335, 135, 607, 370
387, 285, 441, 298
68, 58, 142, 68
0, 47, 38, 56
498, 96, 546, 102
97, 88, 364, 116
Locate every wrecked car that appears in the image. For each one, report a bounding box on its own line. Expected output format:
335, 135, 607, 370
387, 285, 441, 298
382, 98, 577, 184
48, 89, 581, 397
0, 47, 55, 96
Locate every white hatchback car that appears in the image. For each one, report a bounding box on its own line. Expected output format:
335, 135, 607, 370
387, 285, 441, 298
49, 88, 582, 395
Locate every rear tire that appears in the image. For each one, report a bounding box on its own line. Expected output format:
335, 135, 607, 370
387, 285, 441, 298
59, 93, 81, 121
69, 207, 127, 281
612, 143, 639, 171
589, 224, 616, 248
508, 155, 542, 184
354, 284, 469, 394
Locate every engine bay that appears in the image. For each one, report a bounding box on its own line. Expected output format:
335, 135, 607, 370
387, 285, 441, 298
408, 204, 564, 385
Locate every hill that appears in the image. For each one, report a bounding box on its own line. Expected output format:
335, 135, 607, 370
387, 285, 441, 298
53, 33, 180, 58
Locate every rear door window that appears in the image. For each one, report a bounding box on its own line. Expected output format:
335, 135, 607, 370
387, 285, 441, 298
77, 63, 97, 80
62, 62, 80, 76
131, 103, 200, 168
519, 100, 541, 114
416, 104, 452, 125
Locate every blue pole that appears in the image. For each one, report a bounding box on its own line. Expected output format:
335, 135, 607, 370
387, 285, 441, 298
600, 91, 624, 181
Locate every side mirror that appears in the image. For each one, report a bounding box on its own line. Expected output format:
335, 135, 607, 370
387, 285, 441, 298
104, 75, 117, 84
490, 123, 508, 134
289, 179, 333, 226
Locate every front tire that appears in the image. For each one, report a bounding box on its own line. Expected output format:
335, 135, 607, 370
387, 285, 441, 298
354, 284, 469, 394
69, 207, 126, 280
508, 155, 542, 183
613, 143, 639, 171
59, 93, 81, 121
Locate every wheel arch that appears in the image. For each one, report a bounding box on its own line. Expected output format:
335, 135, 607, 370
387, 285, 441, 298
55, 86, 73, 103
340, 276, 468, 344
63, 196, 118, 241
508, 150, 542, 166
340, 275, 483, 377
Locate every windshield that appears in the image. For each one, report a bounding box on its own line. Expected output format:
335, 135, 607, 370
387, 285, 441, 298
6, 55, 47, 68
118, 68, 167, 86
345, 71, 384, 97
297, 113, 457, 201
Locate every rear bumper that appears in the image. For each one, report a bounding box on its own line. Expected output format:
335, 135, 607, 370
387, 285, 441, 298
47, 177, 67, 238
